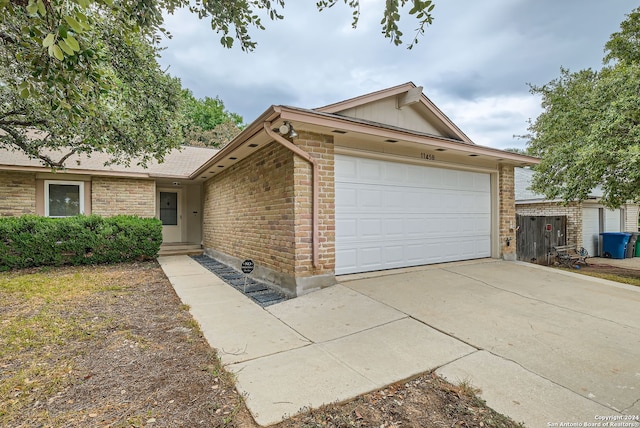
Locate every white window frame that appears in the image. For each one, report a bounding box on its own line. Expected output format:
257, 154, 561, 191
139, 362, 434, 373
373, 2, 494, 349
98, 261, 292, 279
44, 180, 85, 217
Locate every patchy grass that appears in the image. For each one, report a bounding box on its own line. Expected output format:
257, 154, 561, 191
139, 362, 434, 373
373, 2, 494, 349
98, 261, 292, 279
575, 271, 640, 287
0, 262, 252, 427
557, 264, 640, 287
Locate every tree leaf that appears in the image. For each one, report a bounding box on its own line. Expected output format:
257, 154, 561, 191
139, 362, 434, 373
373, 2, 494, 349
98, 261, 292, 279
43, 33, 55, 48
64, 16, 84, 33
65, 35, 80, 51
26, 1, 38, 15
52, 44, 64, 61
37, 0, 46, 16
58, 40, 75, 55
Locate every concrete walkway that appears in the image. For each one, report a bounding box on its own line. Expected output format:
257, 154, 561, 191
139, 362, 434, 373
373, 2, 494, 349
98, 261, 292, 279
158, 256, 640, 427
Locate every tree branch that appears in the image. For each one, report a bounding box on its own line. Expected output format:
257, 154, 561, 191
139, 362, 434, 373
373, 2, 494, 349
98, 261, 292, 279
0, 124, 75, 169
0, 118, 48, 126
0, 31, 16, 44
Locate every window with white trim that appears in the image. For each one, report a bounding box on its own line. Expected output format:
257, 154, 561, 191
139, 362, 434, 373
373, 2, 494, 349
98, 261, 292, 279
44, 180, 84, 217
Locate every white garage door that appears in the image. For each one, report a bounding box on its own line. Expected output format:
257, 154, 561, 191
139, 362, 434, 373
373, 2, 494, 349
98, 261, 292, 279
582, 207, 600, 257
581, 207, 621, 256
335, 155, 492, 275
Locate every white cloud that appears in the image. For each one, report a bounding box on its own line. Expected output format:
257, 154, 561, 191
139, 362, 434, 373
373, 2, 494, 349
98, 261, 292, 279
158, 0, 634, 149
436, 93, 542, 149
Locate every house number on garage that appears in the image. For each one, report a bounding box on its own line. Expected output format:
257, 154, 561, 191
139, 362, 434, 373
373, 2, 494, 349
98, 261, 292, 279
420, 153, 435, 160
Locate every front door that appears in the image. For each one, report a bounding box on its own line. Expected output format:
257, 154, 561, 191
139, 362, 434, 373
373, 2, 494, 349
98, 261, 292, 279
158, 189, 182, 243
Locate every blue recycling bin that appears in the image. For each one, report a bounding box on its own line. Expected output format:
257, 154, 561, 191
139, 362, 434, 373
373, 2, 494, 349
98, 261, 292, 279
600, 232, 632, 259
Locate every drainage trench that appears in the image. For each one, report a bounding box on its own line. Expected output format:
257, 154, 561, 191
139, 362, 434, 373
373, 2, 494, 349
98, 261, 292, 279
191, 255, 288, 307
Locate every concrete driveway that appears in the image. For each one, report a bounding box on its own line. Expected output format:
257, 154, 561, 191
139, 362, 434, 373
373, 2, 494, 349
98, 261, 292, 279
161, 256, 640, 427
342, 260, 640, 426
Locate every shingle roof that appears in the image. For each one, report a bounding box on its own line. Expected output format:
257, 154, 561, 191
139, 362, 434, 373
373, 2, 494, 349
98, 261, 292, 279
515, 167, 604, 202
0, 146, 218, 178
515, 167, 545, 201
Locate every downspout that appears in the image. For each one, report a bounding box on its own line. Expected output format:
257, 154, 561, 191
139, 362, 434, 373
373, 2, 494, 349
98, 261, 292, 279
263, 122, 319, 268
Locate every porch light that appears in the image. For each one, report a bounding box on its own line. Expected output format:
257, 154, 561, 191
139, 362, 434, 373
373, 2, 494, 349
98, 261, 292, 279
278, 121, 298, 139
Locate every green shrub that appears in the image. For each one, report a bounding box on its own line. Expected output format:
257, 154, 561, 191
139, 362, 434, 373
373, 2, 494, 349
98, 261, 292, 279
0, 215, 162, 271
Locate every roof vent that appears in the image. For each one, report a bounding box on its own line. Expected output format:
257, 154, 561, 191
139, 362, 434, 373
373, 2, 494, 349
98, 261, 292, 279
384, 139, 398, 143
435, 148, 446, 152
332, 130, 347, 134
248, 143, 259, 148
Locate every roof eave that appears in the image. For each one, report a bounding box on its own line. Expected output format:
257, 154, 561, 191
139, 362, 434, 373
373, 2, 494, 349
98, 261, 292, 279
278, 107, 539, 165
190, 106, 280, 179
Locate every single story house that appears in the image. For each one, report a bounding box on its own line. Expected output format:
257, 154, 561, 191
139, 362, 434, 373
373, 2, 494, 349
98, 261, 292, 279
515, 167, 640, 257
1, 82, 537, 296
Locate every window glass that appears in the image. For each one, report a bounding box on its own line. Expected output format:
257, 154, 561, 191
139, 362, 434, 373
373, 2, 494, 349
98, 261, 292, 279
48, 184, 81, 217
159, 192, 178, 225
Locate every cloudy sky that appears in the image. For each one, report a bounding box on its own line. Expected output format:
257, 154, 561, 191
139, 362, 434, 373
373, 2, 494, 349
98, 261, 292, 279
158, 0, 634, 150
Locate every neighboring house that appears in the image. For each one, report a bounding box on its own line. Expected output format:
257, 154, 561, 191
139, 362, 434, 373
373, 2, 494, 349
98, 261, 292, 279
0, 146, 219, 245
515, 167, 640, 257
0, 82, 537, 296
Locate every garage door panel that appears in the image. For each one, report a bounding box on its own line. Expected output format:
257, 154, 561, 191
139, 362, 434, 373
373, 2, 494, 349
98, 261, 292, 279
360, 219, 382, 237
360, 247, 383, 268
336, 155, 492, 275
384, 246, 404, 264
336, 187, 358, 208
336, 218, 358, 239
338, 213, 489, 242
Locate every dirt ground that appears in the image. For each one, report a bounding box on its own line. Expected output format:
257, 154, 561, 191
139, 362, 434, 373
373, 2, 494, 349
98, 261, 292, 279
1, 261, 526, 427
552, 258, 640, 286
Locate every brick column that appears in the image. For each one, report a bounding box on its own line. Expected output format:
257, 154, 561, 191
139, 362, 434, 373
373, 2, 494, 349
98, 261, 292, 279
292, 131, 335, 278
499, 165, 516, 260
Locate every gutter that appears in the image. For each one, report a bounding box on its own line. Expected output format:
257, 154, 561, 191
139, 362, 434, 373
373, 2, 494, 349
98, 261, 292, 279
263, 122, 320, 268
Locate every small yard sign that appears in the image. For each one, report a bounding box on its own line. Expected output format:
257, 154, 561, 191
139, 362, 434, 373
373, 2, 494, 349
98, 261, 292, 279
241, 259, 254, 274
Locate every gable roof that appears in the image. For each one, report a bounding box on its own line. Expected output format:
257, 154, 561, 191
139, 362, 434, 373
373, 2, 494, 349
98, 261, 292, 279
0, 146, 218, 179
315, 82, 474, 144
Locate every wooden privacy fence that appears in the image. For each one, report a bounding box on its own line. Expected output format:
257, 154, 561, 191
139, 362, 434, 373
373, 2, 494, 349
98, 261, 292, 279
516, 215, 567, 265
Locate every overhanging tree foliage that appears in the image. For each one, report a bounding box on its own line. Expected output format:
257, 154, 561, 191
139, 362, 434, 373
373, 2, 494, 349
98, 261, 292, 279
526, 7, 640, 208
1, 6, 184, 167
181, 90, 244, 148
0, 0, 435, 167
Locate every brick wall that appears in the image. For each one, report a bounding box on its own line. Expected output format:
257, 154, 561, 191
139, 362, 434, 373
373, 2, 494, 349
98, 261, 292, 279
91, 177, 156, 217
0, 171, 36, 216
292, 131, 335, 276
499, 165, 516, 259
516, 202, 582, 246
203, 142, 297, 276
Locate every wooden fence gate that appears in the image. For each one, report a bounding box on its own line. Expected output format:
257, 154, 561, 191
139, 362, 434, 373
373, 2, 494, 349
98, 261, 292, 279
516, 215, 567, 265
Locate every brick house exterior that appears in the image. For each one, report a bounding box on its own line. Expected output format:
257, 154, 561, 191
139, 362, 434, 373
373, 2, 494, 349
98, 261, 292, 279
0, 83, 537, 296
0, 146, 218, 246
515, 167, 640, 257
193, 83, 537, 295
0, 171, 36, 217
